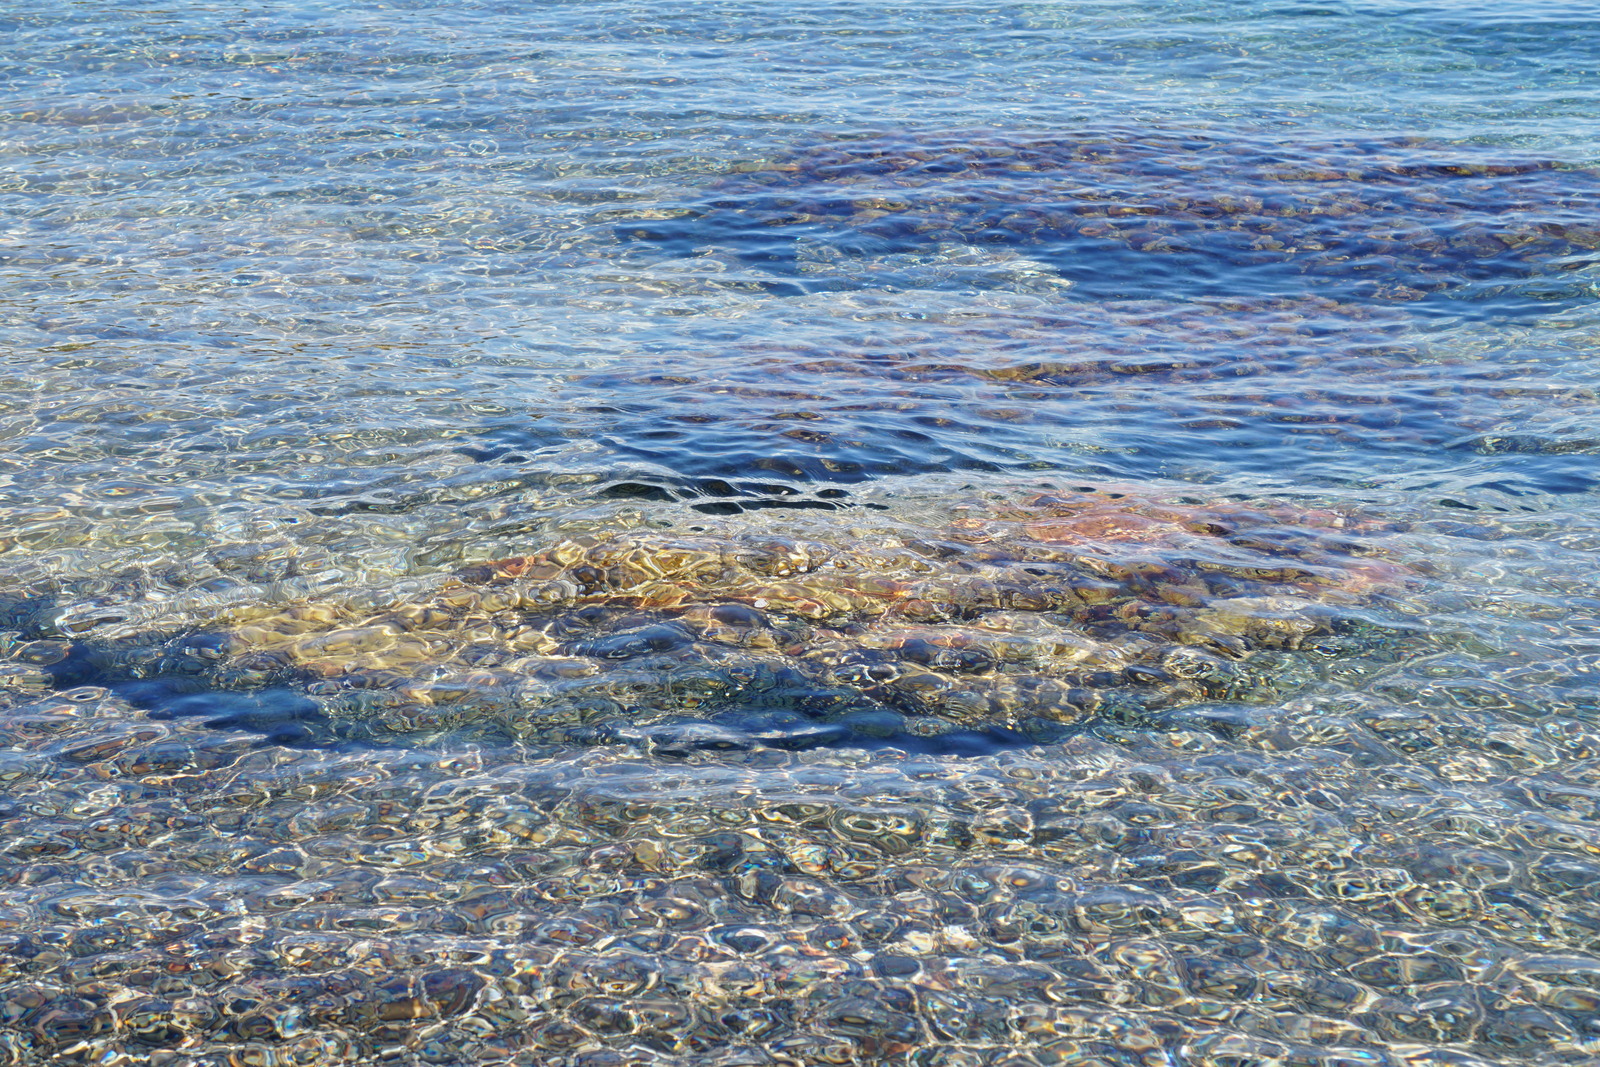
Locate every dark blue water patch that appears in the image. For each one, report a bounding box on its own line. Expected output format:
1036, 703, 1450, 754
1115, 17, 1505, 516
460, 332, 1600, 505
39, 632, 1056, 757
40, 633, 1062, 758
1336, 1, 1600, 62
462, 400, 1034, 509
461, 421, 870, 513
44, 641, 336, 748
0, 593, 66, 639
622, 126, 1600, 309
590, 413, 1017, 481
565, 622, 696, 659
126, 682, 329, 747
456, 418, 579, 466
1444, 455, 1599, 497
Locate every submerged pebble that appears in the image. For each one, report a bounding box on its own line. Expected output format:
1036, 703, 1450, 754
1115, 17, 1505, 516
3, 653, 1600, 1065
6, 6, 1600, 1065
7, 489, 1599, 1065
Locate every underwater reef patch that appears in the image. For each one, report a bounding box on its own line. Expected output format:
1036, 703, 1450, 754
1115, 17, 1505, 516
34, 489, 1412, 753
619, 126, 1600, 304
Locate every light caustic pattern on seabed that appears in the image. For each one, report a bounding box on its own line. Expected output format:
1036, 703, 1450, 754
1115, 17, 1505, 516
4, 486, 1600, 1066
6, 4, 1600, 1064
3, 119, 1600, 1063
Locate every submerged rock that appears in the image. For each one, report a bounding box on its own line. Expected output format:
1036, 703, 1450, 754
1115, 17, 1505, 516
45, 488, 1411, 751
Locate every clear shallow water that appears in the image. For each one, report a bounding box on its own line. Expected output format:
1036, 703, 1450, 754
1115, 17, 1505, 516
4, 2, 1600, 1065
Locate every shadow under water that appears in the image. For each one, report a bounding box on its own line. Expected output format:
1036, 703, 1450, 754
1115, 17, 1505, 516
464, 292, 1600, 510
451, 127, 1600, 515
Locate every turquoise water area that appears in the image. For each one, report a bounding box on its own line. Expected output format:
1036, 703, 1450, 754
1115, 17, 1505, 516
3, 1, 1600, 1064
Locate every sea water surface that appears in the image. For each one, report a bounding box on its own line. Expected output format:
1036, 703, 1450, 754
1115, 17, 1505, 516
3, 2, 1600, 1064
